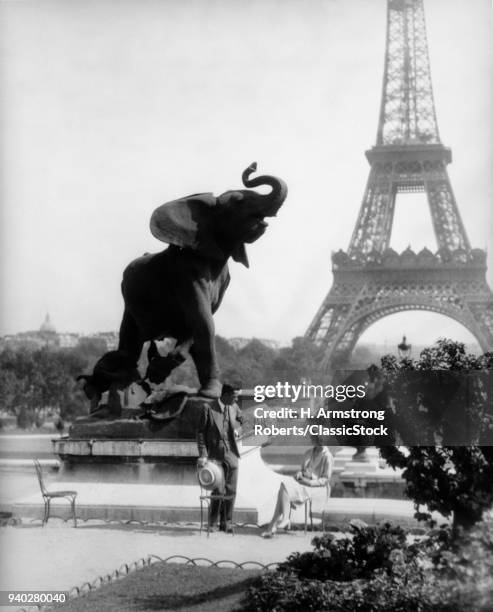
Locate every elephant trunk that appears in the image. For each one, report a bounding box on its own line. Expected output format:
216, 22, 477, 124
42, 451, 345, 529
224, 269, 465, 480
241, 162, 288, 215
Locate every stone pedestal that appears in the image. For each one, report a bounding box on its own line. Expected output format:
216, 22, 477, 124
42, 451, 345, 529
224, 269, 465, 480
10, 392, 406, 523
16, 396, 284, 525
14, 439, 283, 525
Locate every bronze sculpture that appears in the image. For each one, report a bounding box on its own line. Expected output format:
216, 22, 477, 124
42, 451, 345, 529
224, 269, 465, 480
78, 162, 287, 411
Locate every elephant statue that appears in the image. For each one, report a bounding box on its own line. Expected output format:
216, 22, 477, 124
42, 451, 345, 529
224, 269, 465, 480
79, 162, 287, 406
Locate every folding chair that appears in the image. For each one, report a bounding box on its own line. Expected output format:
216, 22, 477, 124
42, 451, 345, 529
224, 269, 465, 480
309, 482, 332, 531
33, 459, 78, 527
197, 461, 235, 536
199, 490, 235, 537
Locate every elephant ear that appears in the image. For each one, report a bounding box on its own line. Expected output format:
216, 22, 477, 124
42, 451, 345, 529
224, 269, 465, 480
231, 243, 249, 268
150, 193, 224, 260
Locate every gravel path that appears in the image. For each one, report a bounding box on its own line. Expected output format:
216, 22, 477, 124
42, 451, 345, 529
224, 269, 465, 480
0, 520, 314, 596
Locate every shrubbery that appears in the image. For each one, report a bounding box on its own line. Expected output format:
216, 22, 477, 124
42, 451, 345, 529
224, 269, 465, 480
276, 522, 408, 582
329, 340, 493, 532
241, 339, 493, 610
376, 340, 493, 531
241, 521, 493, 611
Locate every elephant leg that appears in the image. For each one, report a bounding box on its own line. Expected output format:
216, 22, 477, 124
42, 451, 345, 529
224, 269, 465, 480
118, 308, 144, 363
106, 385, 123, 417
182, 277, 222, 398
190, 334, 221, 399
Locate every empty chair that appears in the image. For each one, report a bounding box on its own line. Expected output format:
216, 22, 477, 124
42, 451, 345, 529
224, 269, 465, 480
33, 459, 77, 527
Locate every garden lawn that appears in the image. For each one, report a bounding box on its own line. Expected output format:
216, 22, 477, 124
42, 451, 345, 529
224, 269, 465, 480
55, 563, 262, 612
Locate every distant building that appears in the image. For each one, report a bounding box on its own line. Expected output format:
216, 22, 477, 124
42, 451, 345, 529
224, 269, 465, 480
88, 331, 119, 351
0, 313, 60, 350
58, 333, 80, 348
39, 313, 56, 335
0, 315, 119, 352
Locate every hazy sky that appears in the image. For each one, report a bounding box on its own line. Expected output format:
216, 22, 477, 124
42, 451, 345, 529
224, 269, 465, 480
1, 0, 492, 348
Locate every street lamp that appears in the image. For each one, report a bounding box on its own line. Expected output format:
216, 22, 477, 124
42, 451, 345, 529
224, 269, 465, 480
397, 335, 412, 360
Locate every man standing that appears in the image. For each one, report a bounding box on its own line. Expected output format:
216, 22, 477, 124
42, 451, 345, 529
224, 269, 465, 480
197, 384, 242, 532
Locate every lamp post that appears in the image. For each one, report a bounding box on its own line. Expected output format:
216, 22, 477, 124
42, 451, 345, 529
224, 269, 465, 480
352, 364, 381, 463
397, 335, 412, 360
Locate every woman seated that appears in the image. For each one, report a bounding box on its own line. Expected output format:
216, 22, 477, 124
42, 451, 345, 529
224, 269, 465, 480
261, 439, 334, 538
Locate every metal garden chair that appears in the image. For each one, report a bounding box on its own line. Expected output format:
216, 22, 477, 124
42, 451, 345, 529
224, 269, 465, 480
33, 459, 78, 527
308, 481, 333, 531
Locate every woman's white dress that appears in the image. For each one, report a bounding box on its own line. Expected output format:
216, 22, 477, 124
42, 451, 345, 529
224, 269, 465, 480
282, 447, 334, 507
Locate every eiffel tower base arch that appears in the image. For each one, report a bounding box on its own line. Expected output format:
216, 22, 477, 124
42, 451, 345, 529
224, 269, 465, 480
306, 249, 493, 371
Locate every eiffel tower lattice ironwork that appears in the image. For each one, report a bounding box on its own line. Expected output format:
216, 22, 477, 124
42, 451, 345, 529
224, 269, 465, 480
306, 0, 493, 369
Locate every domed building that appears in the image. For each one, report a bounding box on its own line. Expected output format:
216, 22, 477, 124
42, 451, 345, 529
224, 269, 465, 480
38, 313, 58, 345
0, 313, 59, 349
0, 313, 119, 350
40, 313, 56, 335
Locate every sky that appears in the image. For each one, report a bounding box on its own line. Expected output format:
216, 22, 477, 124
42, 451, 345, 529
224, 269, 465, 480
1, 0, 492, 349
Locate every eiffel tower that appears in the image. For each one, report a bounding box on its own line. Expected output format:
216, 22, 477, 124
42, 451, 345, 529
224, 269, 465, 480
306, 0, 493, 370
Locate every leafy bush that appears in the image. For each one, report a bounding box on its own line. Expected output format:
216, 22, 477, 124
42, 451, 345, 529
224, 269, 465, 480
376, 340, 493, 532
241, 521, 493, 612
242, 572, 332, 612
432, 521, 493, 611
277, 522, 409, 582
242, 564, 444, 612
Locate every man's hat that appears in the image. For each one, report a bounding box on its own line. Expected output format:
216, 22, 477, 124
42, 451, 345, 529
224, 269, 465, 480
221, 383, 241, 395
197, 460, 225, 492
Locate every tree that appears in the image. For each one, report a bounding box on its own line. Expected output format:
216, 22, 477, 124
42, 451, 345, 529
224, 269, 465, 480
216, 335, 243, 387
0, 366, 23, 413
235, 339, 278, 387
271, 337, 325, 384
0, 345, 91, 424
377, 339, 493, 533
